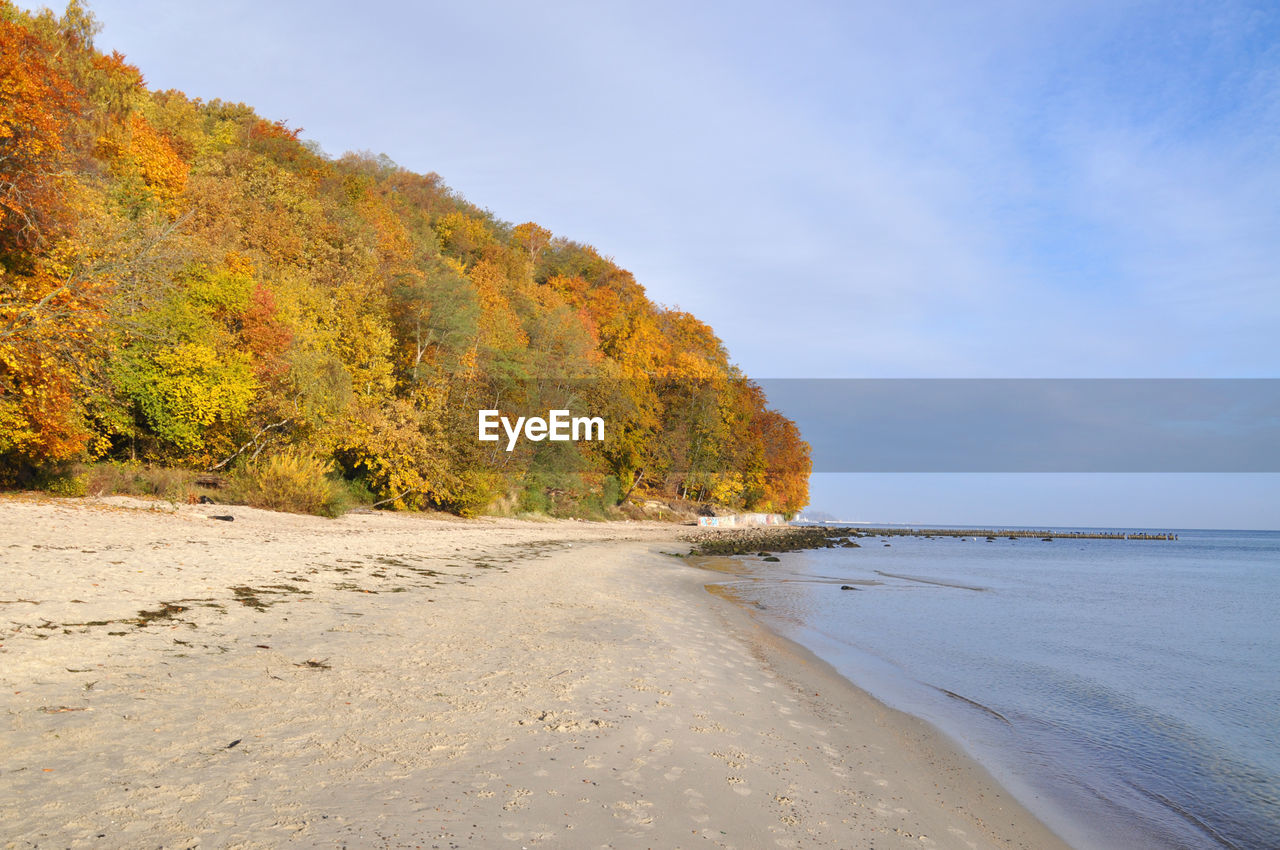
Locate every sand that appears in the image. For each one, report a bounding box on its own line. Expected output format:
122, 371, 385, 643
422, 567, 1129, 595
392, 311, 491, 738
0, 495, 1070, 849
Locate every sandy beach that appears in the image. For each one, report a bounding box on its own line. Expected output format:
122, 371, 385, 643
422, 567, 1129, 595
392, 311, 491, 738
1, 495, 1069, 849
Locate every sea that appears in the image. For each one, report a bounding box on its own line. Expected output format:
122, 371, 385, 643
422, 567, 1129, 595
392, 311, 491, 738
702, 527, 1280, 850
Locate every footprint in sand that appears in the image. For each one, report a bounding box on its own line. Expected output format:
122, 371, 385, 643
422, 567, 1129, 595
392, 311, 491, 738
502, 787, 531, 811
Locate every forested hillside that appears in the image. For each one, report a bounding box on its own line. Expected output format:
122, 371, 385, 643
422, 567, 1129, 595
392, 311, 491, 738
0, 2, 809, 517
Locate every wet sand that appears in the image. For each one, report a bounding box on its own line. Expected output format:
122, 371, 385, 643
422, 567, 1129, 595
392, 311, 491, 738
1, 495, 1069, 848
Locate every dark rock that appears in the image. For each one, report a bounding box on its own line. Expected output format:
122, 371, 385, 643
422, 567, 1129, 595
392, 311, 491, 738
840, 585, 860, 591
680, 526, 864, 557
211, 515, 235, 522
762, 556, 780, 562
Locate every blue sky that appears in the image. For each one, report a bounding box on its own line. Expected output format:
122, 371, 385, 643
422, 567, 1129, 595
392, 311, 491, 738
32, 0, 1280, 527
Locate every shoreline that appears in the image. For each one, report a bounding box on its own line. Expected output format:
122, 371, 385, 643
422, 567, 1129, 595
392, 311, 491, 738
2, 496, 1068, 848
692, 558, 1074, 850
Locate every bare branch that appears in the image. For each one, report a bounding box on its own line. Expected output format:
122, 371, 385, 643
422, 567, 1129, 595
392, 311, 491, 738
370, 488, 414, 509
208, 419, 291, 471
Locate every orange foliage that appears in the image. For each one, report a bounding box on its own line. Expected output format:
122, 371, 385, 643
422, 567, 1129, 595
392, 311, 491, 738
0, 15, 83, 255
1, 255, 115, 462
248, 117, 302, 143
241, 284, 292, 380
123, 113, 187, 210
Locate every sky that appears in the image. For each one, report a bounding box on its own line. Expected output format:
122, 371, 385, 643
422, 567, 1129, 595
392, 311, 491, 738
26, 0, 1280, 527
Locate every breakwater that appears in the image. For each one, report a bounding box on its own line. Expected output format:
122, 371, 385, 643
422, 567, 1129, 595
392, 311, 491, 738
850, 527, 1177, 541
679, 525, 1178, 557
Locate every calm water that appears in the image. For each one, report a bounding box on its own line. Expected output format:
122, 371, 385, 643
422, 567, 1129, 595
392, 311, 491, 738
707, 528, 1280, 849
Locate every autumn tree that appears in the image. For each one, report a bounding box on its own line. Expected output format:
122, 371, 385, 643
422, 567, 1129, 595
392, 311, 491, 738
0, 3, 809, 514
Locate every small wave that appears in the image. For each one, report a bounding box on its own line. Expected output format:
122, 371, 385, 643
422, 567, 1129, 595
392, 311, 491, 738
934, 686, 1011, 725
874, 570, 989, 591
1126, 780, 1244, 850
775, 577, 884, 586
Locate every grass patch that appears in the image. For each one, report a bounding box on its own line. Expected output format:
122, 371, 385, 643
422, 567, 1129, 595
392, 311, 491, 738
79, 462, 200, 501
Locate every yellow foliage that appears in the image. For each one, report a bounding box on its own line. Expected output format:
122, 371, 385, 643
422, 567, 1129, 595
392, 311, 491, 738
224, 251, 255, 278
229, 449, 345, 516
150, 344, 253, 425
434, 211, 493, 262
125, 113, 187, 211
329, 399, 441, 510
710, 472, 746, 506
357, 190, 413, 264
469, 259, 528, 352
96, 113, 188, 214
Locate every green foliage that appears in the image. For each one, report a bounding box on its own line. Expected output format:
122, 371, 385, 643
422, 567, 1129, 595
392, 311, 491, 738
333, 474, 376, 508
104, 263, 260, 462
113, 342, 256, 455
389, 258, 478, 383
516, 474, 551, 515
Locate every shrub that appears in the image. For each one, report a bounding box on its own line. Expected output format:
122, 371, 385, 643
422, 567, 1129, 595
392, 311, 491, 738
517, 479, 550, 515
335, 475, 376, 508
38, 465, 88, 497
228, 451, 347, 517
511, 470, 622, 521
